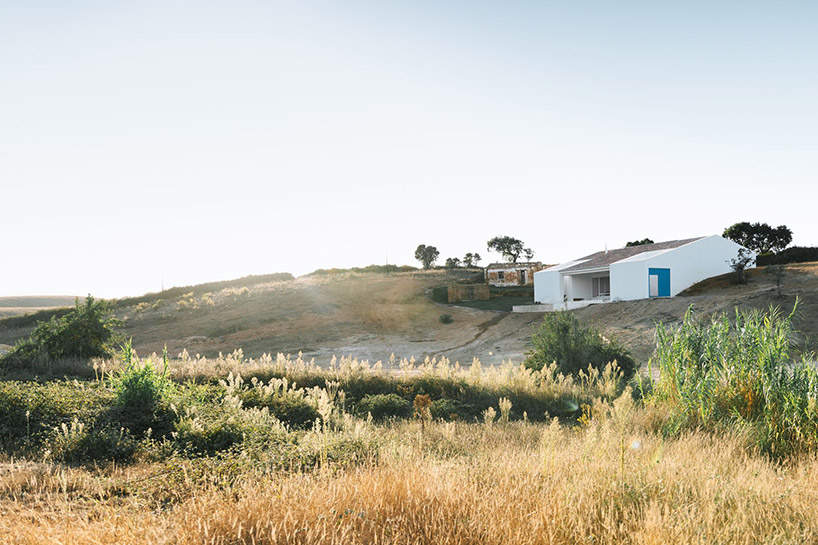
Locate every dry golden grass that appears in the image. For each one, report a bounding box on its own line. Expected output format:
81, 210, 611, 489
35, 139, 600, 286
5, 403, 818, 544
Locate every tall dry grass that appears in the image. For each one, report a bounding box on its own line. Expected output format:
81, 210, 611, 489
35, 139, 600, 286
5, 400, 818, 544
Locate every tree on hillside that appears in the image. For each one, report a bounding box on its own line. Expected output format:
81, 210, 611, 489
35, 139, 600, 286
723, 222, 793, 254
444, 257, 461, 268
414, 244, 440, 269
728, 248, 755, 285
462, 252, 482, 267
487, 236, 534, 263
626, 238, 654, 247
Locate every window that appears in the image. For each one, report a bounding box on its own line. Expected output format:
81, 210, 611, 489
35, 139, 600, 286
497, 271, 505, 281
592, 276, 610, 298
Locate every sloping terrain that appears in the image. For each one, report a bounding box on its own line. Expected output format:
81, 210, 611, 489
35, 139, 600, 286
0, 296, 81, 318
572, 264, 818, 362
1, 264, 815, 367
109, 271, 543, 366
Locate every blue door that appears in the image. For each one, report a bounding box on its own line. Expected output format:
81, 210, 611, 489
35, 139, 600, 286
648, 268, 670, 297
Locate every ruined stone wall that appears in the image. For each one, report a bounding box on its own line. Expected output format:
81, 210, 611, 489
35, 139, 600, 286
447, 284, 490, 303
485, 264, 544, 287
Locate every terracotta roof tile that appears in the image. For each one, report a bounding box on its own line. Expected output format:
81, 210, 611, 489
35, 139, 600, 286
560, 237, 705, 273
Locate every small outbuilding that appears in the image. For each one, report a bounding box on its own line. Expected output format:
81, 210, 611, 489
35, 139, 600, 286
533, 235, 751, 311
485, 262, 545, 287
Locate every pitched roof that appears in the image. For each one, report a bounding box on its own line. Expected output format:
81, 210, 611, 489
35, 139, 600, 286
560, 237, 705, 273
485, 261, 543, 269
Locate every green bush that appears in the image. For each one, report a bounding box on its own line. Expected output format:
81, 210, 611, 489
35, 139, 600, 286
239, 389, 319, 429
355, 393, 412, 421
0, 381, 112, 449
430, 398, 470, 420
110, 344, 176, 437
173, 402, 288, 456
647, 304, 818, 457
46, 423, 138, 463
756, 246, 818, 266
439, 314, 454, 324
1, 296, 120, 369
525, 311, 635, 377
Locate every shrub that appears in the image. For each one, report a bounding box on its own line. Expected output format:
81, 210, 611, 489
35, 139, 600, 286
646, 303, 818, 457
757, 246, 818, 266
1, 296, 120, 369
430, 398, 470, 421
173, 399, 288, 456
439, 314, 454, 324
0, 381, 112, 449
46, 422, 138, 463
525, 312, 635, 377
355, 394, 412, 421
110, 344, 176, 437
239, 389, 319, 429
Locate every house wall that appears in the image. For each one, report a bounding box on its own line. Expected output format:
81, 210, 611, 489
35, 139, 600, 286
610, 260, 649, 301
610, 235, 752, 301
534, 268, 562, 304
486, 264, 542, 287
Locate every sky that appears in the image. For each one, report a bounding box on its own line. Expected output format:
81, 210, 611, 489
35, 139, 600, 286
1, 1, 816, 298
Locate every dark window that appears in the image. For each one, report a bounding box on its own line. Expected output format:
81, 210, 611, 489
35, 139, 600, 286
592, 276, 610, 297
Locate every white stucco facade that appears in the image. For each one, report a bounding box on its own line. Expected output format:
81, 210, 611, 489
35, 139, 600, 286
534, 235, 752, 310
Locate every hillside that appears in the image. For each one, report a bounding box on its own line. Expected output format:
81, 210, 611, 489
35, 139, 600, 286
0, 264, 815, 366
0, 295, 81, 319
571, 264, 817, 361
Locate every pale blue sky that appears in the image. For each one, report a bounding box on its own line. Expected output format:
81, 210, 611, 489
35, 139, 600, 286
2, 1, 816, 297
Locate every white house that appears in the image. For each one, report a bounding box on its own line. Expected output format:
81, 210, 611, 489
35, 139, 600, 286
533, 235, 751, 311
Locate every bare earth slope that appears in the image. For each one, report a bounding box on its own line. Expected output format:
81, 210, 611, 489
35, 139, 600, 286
112, 270, 543, 366
572, 264, 818, 362
1, 264, 815, 366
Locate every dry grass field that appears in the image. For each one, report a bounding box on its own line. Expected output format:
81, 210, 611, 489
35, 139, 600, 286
3, 264, 818, 543
4, 410, 818, 544
2, 293, 818, 544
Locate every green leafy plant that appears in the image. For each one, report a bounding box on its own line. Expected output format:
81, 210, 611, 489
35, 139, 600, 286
439, 314, 454, 324
1, 296, 120, 369
646, 303, 818, 457
110, 342, 176, 437
356, 394, 411, 421
525, 311, 635, 377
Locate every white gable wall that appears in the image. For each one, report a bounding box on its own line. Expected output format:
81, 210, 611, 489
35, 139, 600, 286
609, 235, 750, 301
534, 268, 562, 304
610, 259, 650, 300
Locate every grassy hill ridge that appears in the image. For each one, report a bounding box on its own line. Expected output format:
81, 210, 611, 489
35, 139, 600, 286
2, 263, 817, 366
